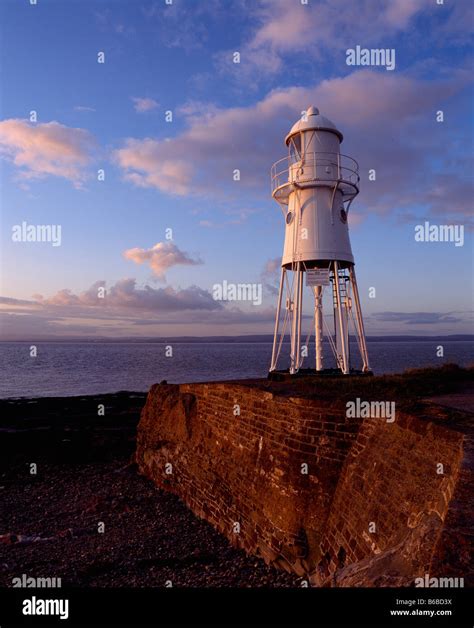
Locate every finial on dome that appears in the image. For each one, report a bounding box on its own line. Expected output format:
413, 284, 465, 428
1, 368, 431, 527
306, 105, 319, 116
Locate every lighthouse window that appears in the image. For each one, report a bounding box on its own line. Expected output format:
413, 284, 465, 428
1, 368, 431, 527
289, 134, 302, 164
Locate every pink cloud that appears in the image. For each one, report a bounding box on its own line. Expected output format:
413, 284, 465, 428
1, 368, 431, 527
214, 0, 427, 81
132, 97, 159, 112
384, 0, 424, 28
0, 119, 96, 186
262, 257, 280, 276
44, 289, 81, 306
123, 242, 202, 279
250, 0, 317, 53
0, 283, 279, 339
23, 279, 220, 312
114, 69, 470, 224
0, 278, 281, 339
115, 138, 194, 195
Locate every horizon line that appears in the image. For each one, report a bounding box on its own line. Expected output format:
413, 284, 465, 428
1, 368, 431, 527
1, 334, 473, 343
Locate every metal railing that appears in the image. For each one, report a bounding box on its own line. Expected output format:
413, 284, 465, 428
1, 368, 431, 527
271, 151, 359, 201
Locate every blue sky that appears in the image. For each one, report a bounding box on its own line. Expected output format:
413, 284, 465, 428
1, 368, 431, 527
0, 0, 473, 338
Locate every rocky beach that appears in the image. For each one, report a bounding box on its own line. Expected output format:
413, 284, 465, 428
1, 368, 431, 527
0, 392, 300, 587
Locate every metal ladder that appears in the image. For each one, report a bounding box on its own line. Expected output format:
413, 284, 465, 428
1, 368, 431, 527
331, 270, 349, 370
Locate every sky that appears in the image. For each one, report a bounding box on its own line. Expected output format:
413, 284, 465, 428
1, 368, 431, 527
0, 0, 473, 339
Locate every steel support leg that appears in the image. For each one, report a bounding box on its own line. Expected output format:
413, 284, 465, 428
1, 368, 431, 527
270, 267, 285, 372
349, 266, 370, 372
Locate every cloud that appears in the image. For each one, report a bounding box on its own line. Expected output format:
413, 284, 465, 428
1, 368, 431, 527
371, 311, 464, 325
115, 139, 195, 195
0, 312, 74, 338
106, 279, 217, 311
0, 296, 36, 306
215, 0, 427, 83
2, 286, 471, 339
437, 1, 474, 44
2, 279, 221, 313
74, 105, 96, 112
198, 207, 260, 228
132, 97, 159, 113
0, 278, 279, 339
424, 175, 474, 218
114, 69, 471, 223
123, 242, 202, 279
0, 119, 96, 186
260, 257, 281, 296
141, 0, 226, 52
378, 0, 423, 29
94, 8, 136, 37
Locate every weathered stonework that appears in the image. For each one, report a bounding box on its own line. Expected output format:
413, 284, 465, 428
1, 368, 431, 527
135, 379, 472, 586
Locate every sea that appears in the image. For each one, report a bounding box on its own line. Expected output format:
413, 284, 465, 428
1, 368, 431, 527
0, 340, 472, 399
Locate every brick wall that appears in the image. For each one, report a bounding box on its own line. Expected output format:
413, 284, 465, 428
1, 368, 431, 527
135, 380, 468, 585
316, 412, 464, 586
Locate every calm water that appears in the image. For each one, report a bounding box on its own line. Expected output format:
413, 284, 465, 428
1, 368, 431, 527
0, 341, 472, 398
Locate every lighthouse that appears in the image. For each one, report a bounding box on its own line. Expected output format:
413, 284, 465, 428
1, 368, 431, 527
269, 106, 371, 376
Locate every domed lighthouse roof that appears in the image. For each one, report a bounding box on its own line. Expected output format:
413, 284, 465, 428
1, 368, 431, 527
285, 105, 343, 144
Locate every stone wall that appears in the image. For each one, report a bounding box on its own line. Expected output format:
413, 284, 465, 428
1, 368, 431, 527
135, 379, 471, 586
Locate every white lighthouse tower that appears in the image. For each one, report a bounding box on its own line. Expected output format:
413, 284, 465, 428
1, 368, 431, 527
269, 106, 371, 375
